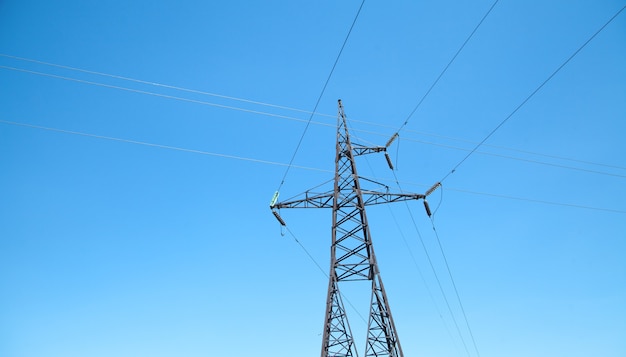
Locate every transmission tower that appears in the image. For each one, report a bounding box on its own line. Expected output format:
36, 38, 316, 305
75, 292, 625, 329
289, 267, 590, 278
271, 100, 436, 357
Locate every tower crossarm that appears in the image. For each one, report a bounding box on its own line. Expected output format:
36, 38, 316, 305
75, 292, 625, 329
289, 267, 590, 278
270, 190, 425, 210
270, 191, 335, 209
351, 145, 386, 156
361, 190, 426, 206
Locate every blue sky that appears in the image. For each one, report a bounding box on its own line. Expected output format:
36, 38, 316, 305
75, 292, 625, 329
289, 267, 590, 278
1, 1, 625, 356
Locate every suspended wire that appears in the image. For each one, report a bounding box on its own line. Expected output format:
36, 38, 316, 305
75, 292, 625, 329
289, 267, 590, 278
389, 168, 475, 357
440, 185, 626, 215
4, 118, 625, 215
283, 225, 367, 325
398, 127, 626, 172
0, 53, 334, 119
275, 0, 366, 192
385, 204, 462, 355
428, 215, 481, 357
394, 0, 500, 135
0, 119, 332, 172
431, 183, 444, 219
396, 135, 626, 179
392, 176, 626, 214
439, 5, 626, 183
284, 225, 328, 277
0, 65, 334, 126
2, 62, 625, 175
351, 126, 626, 179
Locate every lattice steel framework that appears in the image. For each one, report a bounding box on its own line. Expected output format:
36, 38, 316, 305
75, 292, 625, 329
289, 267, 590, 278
271, 100, 434, 357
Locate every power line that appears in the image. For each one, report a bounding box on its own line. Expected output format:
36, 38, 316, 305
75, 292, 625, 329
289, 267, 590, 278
283, 225, 368, 325
0, 65, 328, 125
3, 118, 624, 215
349, 113, 626, 171
393, 178, 626, 215
440, 186, 626, 215
0, 53, 328, 118
384, 204, 462, 353
439, 5, 626, 183
3, 60, 625, 174
0, 119, 329, 172
352, 126, 626, 179
284, 225, 328, 278
275, 0, 366, 192
395, 0, 500, 135
398, 128, 626, 172
429, 217, 481, 357
387, 167, 477, 357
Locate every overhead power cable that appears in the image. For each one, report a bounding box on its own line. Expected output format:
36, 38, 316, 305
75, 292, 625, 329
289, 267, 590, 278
397, 128, 626, 172
352, 125, 626, 179
2, 60, 624, 174
2, 118, 624, 215
283, 225, 367, 325
428, 213, 481, 357
0, 53, 335, 119
384, 204, 463, 354
275, 0, 366, 192
0, 65, 330, 125
439, 5, 626, 183
394, 0, 500, 135
386, 166, 479, 357
284, 226, 327, 278
0, 119, 328, 172
441, 186, 626, 215
400, 136, 626, 179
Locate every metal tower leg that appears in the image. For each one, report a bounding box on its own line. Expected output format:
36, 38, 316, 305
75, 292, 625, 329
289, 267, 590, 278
365, 272, 403, 357
321, 273, 358, 357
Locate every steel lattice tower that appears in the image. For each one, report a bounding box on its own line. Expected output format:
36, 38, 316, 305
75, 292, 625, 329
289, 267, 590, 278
271, 100, 434, 357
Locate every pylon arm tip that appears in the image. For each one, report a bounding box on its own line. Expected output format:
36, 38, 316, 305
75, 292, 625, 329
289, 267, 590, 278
384, 152, 394, 170
425, 182, 441, 196
423, 199, 432, 217
385, 132, 399, 148
272, 210, 287, 226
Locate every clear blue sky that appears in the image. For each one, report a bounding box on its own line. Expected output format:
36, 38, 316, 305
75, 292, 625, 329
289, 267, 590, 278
1, 1, 625, 356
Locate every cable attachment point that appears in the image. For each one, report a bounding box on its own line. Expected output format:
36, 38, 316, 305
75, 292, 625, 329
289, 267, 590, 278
272, 210, 287, 226
269, 191, 287, 226
384, 152, 394, 170
385, 132, 399, 148
423, 199, 432, 217
424, 182, 441, 197
270, 191, 280, 208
